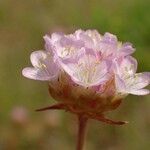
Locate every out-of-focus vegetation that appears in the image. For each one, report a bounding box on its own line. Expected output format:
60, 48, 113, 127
0, 0, 150, 150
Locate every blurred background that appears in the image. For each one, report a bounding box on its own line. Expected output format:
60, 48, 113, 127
0, 0, 150, 150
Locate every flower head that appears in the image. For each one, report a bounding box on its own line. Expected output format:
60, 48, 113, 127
22, 29, 150, 125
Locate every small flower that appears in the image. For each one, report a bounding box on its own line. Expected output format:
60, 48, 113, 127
22, 50, 60, 80
114, 56, 150, 95
10, 106, 29, 126
22, 29, 149, 125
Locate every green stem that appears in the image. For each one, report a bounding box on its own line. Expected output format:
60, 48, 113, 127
76, 115, 88, 150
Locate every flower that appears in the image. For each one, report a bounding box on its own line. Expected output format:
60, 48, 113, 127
22, 29, 150, 125
114, 56, 150, 95
11, 106, 29, 126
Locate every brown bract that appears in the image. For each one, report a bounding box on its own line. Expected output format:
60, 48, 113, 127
36, 73, 127, 125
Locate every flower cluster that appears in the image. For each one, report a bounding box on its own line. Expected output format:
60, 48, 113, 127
22, 29, 150, 124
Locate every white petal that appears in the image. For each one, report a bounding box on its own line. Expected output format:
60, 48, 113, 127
114, 56, 138, 78
115, 74, 126, 92
60, 54, 109, 87
129, 89, 150, 95
129, 72, 150, 90
30, 50, 48, 68
119, 42, 135, 56
122, 56, 138, 75
22, 67, 52, 81
23, 50, 60, 81
103, 32, 118, 43
43, 35, 53, 53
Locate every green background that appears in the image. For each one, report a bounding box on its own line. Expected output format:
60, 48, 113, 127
0, 0, 150, 149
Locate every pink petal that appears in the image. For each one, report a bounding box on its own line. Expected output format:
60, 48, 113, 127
85, 30, 101, 41
75, 29, 102, 49
30, 50, 48, 67
115, 56, 137, 76
103, 32, 118, 44
129, 72, 150, 89
43, 33, 64, 53
98, 33, 118, 58
129, 89, 150, 95
23, 51, 60, 81
43, 35, 54, 53
60, 54, 110, 87
118, 42, 135, 57
78, 32, 94, 48
22, 67, 52, 81
51, 32, 64, 43
115, 74, 126, 92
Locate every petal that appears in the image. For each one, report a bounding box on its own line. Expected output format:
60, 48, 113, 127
74, 29, 102, 49
123, 56, 137, 73
129, 89, 150, 95
77, 31, 94, 48
118, 42, 135, 57
23, 50, 60, 81
85, 30, 101, 43
60, 54, 110, 87
99, 33, 118, 58
44, 33, 64, 53
51, 32, 64, 43
128, 72, 150, 90
22, 67, 52, 81
115, 72, 150, 96
91, 60, 110, 85
115, 56, 138, 77
115, 74, 126, 92
30, 50, 48, 68
43, 35, 54, 53
30, 50, 59, 75
102, 32, 118, 44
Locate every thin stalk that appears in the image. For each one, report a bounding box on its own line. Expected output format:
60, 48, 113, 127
76, 115, 88, 150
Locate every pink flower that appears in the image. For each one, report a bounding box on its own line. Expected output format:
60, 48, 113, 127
22, 50, 60, 80
114, 56, 150, 95
22, 29, 149, 125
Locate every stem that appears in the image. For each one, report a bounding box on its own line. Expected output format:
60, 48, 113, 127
76, 115, 88, 150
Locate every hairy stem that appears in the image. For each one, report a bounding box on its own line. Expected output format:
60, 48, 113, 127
76, 115, 88, 150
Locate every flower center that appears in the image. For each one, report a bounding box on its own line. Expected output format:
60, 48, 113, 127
61, 46, 76, 58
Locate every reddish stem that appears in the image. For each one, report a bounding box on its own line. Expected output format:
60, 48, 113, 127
76, 115, 88, 150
